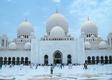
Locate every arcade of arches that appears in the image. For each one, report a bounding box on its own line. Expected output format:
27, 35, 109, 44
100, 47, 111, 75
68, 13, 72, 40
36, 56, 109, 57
1, 56, 112, 65
87, 56, 112, 64
44, 51, 72, 65
0, 57, 29, 65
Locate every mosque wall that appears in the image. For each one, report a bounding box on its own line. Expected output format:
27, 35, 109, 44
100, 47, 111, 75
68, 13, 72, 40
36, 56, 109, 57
31, 38, 85, 64
39, 40, 76, 64
76, 38, 85, 64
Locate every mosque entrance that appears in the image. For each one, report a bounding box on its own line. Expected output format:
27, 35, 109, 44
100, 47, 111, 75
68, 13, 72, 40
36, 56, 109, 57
53, 50, 62, 64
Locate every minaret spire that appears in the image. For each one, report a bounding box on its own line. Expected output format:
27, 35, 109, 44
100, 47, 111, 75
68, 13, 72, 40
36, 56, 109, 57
25, 17, 27, 22
56, 8, 58, 13
87, 17, 90, 21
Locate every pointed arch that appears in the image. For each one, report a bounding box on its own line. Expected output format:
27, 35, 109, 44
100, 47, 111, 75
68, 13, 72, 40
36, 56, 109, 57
25, 57, 28, 65
17, 57, 20, 65
96, 56, 99, 64
87, 56, 91, 64
92, 56, 95, 64
101, 56, 104, 64
53, 50, 63, 64
109, 56, 112, 64
0, 57, 3, 64
67, 54, 72, 64
12, 57, 15, 65
44, 55, 48, 65
105, 56, 108, 64
8, 57, 11, 65
21, 57, 24, 64
4, 57, 7, 64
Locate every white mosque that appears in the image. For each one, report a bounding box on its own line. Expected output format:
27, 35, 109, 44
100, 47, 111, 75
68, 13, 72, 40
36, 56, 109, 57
0, 10, 112, 65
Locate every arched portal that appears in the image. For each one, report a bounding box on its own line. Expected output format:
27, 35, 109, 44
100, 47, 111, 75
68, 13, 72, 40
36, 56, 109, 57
109, 56, 112, 64
67, 54, 72, 64
12, 57, 15, 65
17, 57, 20, 65
21, 57, 24, 64
96, 56, 99, 64
101, 56, 104, 64
8, 57, 11, 65
87, 56, 91, 64
92, 56, 95, 64
4, 57, 7, 64
0, 57, 3, 64
44, 55, 48, 65
105, 56, 108, 64
53, 50, 62, 64
25, 57, 28, 65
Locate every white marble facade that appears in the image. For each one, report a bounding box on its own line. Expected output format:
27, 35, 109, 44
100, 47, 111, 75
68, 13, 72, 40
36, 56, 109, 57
0, 10, 112, 65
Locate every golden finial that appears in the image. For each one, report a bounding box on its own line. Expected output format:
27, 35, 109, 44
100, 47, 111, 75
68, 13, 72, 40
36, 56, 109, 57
25, 17, 27, 22
87, 17, 90, 21
56, 8, 58, 13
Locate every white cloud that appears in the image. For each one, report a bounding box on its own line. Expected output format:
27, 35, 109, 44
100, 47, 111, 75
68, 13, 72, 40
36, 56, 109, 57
68, 0, 112, 39
53, 0, 61, 3
7, 0, 16, 3
23, 10, 32, 16
7, 0, 11, 2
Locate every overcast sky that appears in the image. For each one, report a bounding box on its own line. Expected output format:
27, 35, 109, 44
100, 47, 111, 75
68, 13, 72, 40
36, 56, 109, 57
0, 0, 112, 41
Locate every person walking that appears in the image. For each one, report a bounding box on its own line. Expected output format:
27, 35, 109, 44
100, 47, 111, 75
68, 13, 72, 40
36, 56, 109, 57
83, 63, 88, 69
50, 64, 54, 74
0, 63, 2, 69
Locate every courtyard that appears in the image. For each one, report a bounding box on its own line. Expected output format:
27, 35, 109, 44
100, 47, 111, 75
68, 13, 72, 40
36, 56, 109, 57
0, 64, 112, 80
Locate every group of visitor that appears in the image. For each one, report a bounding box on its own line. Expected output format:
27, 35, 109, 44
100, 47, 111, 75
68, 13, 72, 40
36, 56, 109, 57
0, 63, 2, 69
20, 64, 23, 70
29, 63, 38, 69
68, 63, 73, 69
0, 62, 89, 75
83, 63, 88, 69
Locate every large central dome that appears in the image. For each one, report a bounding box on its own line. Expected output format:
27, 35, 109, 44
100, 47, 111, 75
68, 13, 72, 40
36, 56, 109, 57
17, 20, 34, 38
46, 11, 68, 34
81, 19, 98, 37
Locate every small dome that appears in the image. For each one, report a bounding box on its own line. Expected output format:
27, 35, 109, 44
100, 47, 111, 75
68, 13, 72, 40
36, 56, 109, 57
8, 42, 16, 50
29, 32, 35, 39
91, 35, 95, 38
30, 32, 34, 36
20, 36, 24, 39
81, 20, 98, 35
66, 33, 71, 37
3, 33, 7, 36
24, 42, 31, 50
99, 41, 107, 49
50, 26, 65, 38
81, 31, 85, 35
44, 33, 48, 37
46, 12, 68, 34
17, 20, 34, 36
71, 35, 74, 38
84, 41, 91, 49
